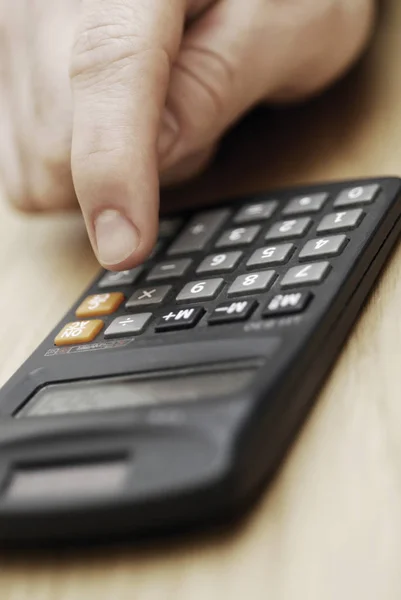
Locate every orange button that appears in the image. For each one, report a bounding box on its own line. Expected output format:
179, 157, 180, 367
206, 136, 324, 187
75, 292, 125, 318
54, 320, 104, 346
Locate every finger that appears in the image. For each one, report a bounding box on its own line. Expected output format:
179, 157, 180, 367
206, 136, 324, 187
70, 0, 186, 269
158, 0, 275, 173
158, 0, 375, 174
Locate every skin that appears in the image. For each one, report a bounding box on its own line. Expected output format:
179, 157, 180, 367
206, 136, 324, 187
0, 0, 375, 270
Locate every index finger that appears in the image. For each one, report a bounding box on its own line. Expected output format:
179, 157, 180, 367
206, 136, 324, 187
70, 0, 185, 269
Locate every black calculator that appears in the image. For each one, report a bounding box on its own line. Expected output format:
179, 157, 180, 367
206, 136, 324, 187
0, 177, 400, 545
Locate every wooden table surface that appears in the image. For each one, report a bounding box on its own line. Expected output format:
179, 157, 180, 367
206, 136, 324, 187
1, 2, 401, 598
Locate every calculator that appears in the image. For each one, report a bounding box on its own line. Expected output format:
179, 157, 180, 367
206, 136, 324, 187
0, 177, 400, 545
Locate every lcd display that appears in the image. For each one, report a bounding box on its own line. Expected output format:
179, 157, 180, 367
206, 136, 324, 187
16, 369, 255, 418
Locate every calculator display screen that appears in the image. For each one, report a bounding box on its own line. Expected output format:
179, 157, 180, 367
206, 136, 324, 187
16, 369, 255, 418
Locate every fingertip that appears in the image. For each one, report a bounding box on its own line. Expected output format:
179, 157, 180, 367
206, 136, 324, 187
91, 207, 158, 270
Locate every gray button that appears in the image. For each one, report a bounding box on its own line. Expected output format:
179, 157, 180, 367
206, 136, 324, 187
158, 217, 183, 239
247, 244, 294, 267
168, 209, 230, 255
98, 267, 143, 288
299, 235, 347, 260
196, 251, 242, 274
234, 200, 277, 224
147, 259, 192, 281
126, 285, 171, 308
334, 184, 380, 207
265, 218, 311, 241
104, 313, 152, 338
176, 278, 224, 302
317, 209, 363, 233
215, 225, 260, 248
281, 262, 330, 287
282, 193, 329, 216
228, 271, 275, 296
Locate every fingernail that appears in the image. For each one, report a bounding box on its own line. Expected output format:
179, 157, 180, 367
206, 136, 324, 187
157, 108, 179, 158
94, 209, 139, 266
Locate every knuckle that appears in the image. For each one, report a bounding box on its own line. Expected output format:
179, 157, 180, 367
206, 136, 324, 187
174, 45, 234, 149
70, 13, 170, 82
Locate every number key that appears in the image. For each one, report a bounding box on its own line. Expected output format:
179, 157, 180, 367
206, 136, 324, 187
176, 278, 224, 302
265, 218, 311, 241
334, 184, 380, 207
197, 251, 242, 274
299, 235, 347, 260
281, 262, 330, 287
317, 209, 364, 233
228, 271, 275, 296
247, 244, 294, 267
215, 226, 261, 248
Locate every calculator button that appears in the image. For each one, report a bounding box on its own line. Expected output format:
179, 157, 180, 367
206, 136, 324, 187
98, 267, 143, 288
215, 225, 261, 248
299, 235, 347, 260
228, 271, 275, 296
247, 244, 294, 268
281, 262, 330, 287
317, 209, 364, 233
208, 300, 257, 324
263, 292, 312, 317
75, 293, 125, 318
265, 218, 311, 241
126, 285, 171, 308
176, 278, 224, 302
104, 313, 152, 338
155, 307, 205, 332
196, 251, 242, 274
147, 258, 192, 281
234, 200, 277, 224
334, 184, 380, 207
282, 193, 329, 216
167, 209, 230, 255
55, 320, 104, 346
158, 217, 183, 239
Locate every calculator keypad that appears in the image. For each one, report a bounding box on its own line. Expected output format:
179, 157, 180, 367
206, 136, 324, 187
281, 262, 330, 287
126, 285, 171, 308
76, 293, 125, 318
299, 235, 347, 260
196, 252, 242, 274
155, 307, 204, 331
104, 313, 152, 338
215, 226, 261, 248
263, 292, 312, 316
228, 271, 275, 296
208, 300, 257, 324
247, 244, 294, 267
147, 259, 192, 281
317, 209, 364, 233
98, 267, 143, 288
282, 193, 328, 215
333, 184, 380, 207
234, 200, 277, 223
176, 278, 224, 302
265, 218, 311, 241
61, 181, 382, 344
168, 209, 230, 255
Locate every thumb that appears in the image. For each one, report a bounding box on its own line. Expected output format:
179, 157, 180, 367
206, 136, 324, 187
69, 0, 185, 269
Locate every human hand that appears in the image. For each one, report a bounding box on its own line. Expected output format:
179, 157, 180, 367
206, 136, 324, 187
0, 0, 375, 269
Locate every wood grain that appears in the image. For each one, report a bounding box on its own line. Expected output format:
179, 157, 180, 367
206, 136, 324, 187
1, 1, 401, 598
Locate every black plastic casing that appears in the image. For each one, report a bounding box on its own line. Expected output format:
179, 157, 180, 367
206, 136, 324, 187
0, 177, 400, 546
